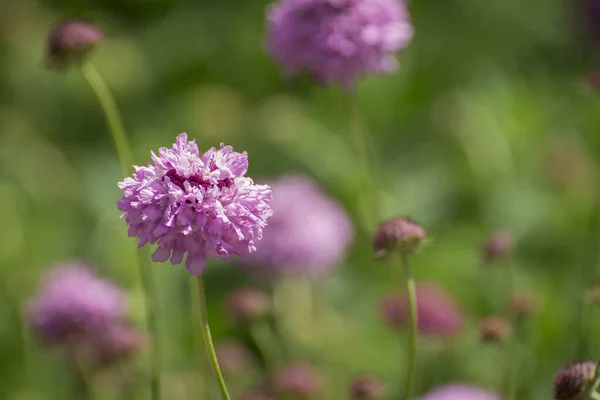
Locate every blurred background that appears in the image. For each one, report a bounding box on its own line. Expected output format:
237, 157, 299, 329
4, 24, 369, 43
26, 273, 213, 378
1, 0, 600, 399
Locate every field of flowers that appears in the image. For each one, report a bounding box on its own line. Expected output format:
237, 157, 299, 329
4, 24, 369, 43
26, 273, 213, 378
1, 0, 600, 399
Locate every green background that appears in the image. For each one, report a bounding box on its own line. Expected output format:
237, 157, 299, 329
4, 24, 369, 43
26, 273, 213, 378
0, 0, 599, 398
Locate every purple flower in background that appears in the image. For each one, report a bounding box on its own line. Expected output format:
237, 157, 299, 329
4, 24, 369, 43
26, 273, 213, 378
244, 175, 353, 276
118, 133, 273, 275
266, 0, 413, 88
381, 282, 463, 338
27, 263, 124, 346
419, 384, 502, 400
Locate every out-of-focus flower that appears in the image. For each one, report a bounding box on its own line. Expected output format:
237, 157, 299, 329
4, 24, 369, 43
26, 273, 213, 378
266, 0, 413, 88
350, 375, 386, 399
46, 19, 104, 69
373, 216, 426, 258
584, 0, 600, 40
381, 282, 463, 338
479, 316, 511, 344
418, 384, 502, 400
27, 263, 124, 346
77, 323, 146, 368
511, 291, 537, 318
554, 361, 596, 400
225, 287, 270, 323
243, 175, 353, 277
482, 231, 513, 264
215, 340, 252, 375
118, 133, 273, 275
236, 391, 273, 400
272, 363, 322, 399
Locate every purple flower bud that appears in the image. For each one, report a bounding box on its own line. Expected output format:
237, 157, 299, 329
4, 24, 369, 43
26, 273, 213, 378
243, 175, 353, 277
482, 231, 513, 264
45, 19, 104, 69
381, 282, 463, 338
118, 133, 273, 275
349, 375, 386, 399
266, 0, 413, 88
418, 384, 502, 400
272, 364, 322, 399
225, 288, 270, 323
479, 316, 512, 344
215, 340, 252, 376
511, 291, 537, 319
27, 262, 124, 346
554, 362, 597, 400
373, 216, 426, 259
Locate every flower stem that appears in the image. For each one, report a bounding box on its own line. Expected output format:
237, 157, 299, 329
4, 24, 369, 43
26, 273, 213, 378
195, 275, 231, 400
80, 62, 161, 400
345, 92, 380, 228
401, 253, 418, 400
80, 62, 134, 175
505, 260, 516, 400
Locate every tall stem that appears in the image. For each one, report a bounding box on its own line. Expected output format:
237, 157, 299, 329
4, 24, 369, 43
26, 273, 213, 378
505, 260, 516, 400
80, 62, 161, 400
195, 275, 231, 400
401, 253, 418, 400
345, 92, 380, 227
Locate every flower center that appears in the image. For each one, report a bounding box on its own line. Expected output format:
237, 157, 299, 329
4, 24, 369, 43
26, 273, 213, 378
163, 169, 234, 191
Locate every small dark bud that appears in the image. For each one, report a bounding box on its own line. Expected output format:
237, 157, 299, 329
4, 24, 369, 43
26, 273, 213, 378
479, 316, 512, 343
511, 291, 537, 318
225, 287, 270, 323
272, 364, 322, 399
373, 216, 426, 258
46, 19, 104, 69
215, 340, 252, 376
349, 375, 386, 399
482, 231, 513, 264
554, 361, 596, 400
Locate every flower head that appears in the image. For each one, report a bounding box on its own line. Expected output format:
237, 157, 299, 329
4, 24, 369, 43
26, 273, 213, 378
554, 362, 596, 400
479, 316, 512, 344
46, 19, 104, 69
381, 282, 463, 338
373, 216, 426, 258
226, 287, 270, 323
215, 340, 253, 376
350, 375, 386, 399
27, 262, 124, 346
272, 364, 322, 399
482, 230, 513, 264
77, 323, 146, 368
243, 175, 353, 277
118, 133, 273, 275
418, 384, 502, 400
266, 0, 413, 88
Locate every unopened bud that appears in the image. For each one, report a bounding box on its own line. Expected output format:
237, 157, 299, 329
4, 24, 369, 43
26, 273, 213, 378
225, 287, 270, 324
373, 216, 426, 259
482, 231, 513, 264
479, 316, 511, 343
554, 361, 596, 400
349, 375, 386, 399
46, 19, 104, 69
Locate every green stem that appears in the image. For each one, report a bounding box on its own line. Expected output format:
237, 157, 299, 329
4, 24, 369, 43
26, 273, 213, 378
582, 359, 600, 399
345, 93, 380, 228
80, 62, 134, 175
195, 275, 231, 400
81, 62, 161, 400
401, 253, 418, 400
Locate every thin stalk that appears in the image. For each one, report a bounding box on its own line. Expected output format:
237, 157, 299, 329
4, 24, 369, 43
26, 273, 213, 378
81, 62, 160, 400
401, 253, 418, 400
80, 62, 133, 175
344, 92, 380, 227
195, 275, 231, 400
